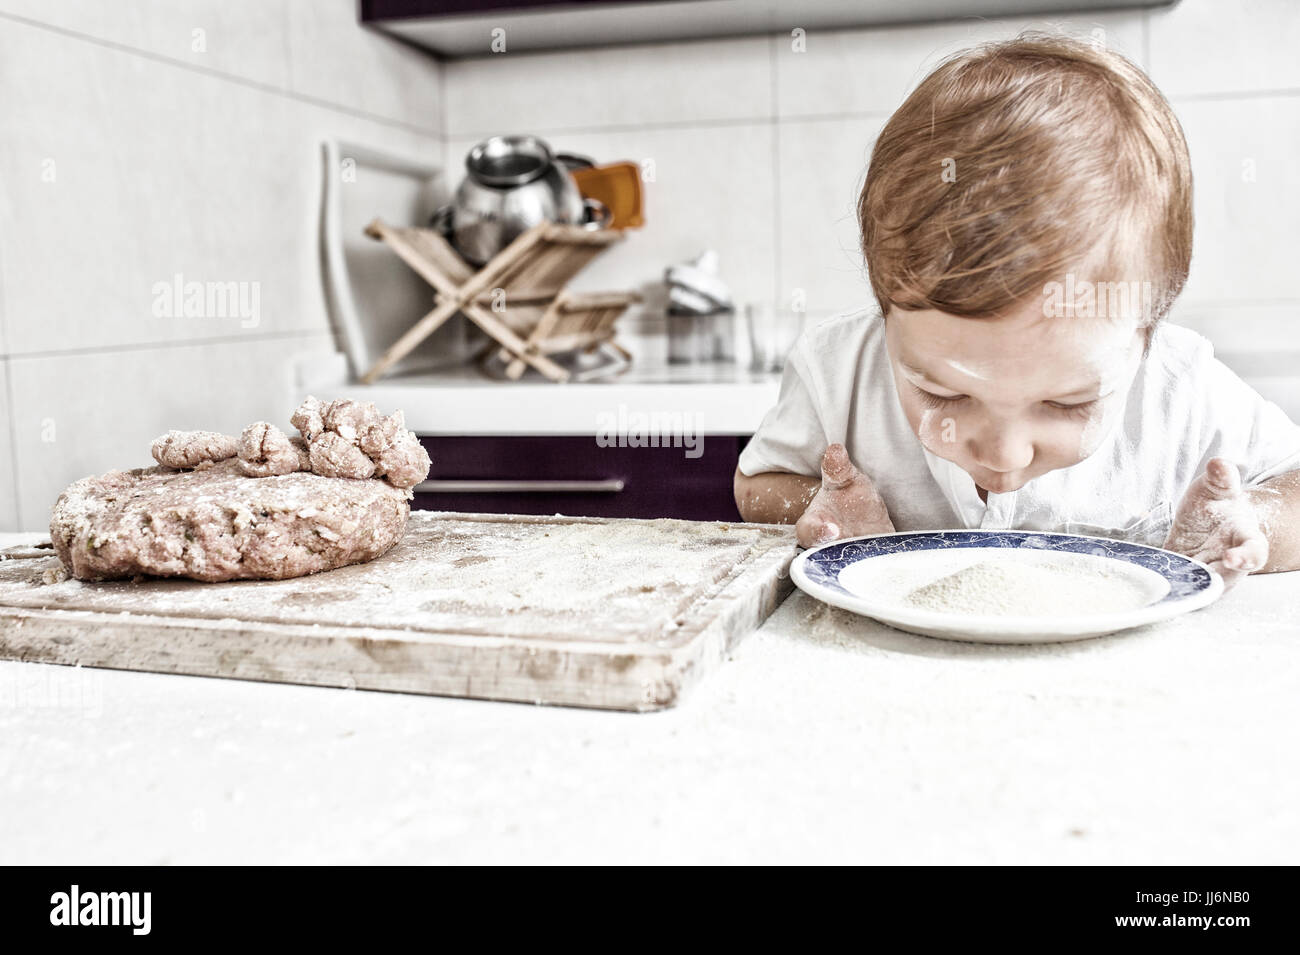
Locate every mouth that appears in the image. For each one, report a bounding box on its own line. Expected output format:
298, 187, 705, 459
975, 475, 1023, 495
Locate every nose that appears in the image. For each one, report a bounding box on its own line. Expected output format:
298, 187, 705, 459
967, 420, 1034, 474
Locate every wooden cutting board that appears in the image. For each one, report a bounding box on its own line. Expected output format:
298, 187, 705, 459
0, 512, 796, 711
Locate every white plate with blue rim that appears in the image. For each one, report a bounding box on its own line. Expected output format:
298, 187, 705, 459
790, 530, 1224, 643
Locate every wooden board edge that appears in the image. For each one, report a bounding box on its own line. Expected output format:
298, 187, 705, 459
0, 609, 660, 712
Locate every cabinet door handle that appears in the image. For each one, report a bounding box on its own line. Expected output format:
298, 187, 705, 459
414, 478, 626, 494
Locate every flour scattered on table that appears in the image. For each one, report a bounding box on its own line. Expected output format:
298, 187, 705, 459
1, 514, 791, 641
903, 558, 1151, 616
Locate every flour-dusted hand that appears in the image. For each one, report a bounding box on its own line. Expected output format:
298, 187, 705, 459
1163, 457, 1269, 589
795, 443, 895, 548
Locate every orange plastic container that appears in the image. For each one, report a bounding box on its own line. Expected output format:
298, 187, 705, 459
572, 162, 645, 230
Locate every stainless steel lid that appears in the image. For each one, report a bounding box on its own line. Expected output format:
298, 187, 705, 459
465, 134, 554, 188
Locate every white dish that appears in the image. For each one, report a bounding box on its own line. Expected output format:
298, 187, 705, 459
790, 530, 1224, 643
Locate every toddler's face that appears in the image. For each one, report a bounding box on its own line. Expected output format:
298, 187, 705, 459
884, 301, 1144, 496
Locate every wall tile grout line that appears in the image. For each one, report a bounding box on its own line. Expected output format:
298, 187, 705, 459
0, 164, 8, 356
7, 329, 329, 363
1169, 86, 1300, 103
0, 11, 442, 138
1142, 9, 1151, 73
446, 113, 892, 158
1179, 297, 1300, 308
770, 34, 782, 312
1212, 351, 1300, 377
0, 177, 13, 526
445, 114, 785, 142
438, 56, 449, 143
2, 356, 19, 531
280, 1, 298, 117
438, 54, 450, 179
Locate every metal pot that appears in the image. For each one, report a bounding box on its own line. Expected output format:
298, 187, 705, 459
450, 135, 586, 265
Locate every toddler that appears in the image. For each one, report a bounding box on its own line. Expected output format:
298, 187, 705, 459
734, 32, 1300, 588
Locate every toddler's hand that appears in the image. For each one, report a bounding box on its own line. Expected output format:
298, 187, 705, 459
1163, 457, 1269, 589
795, 443, 895, 548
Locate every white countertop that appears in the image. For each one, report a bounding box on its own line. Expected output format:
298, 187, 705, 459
2, 528, 1296, 864
294, 356, 782, 435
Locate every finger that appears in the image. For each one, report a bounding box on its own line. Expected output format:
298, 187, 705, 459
795, 512, 836, 549
820, 443, 856, 489
1201, 457, 1243, 501
817, 521, 841, 544
795, 520, 839, 548
1203, 557, 1248, 591
1223, 533, 1269, 574
1191, 541, 1252, 589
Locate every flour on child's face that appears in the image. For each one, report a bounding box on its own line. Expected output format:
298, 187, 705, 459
885, 301, 1145, 495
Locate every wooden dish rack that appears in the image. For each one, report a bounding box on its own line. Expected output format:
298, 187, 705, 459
360, 218, 639, 384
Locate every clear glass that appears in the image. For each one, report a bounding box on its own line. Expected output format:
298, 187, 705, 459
712, 308, 736, 363
746, 304, 805, 373
667, 312, 706, 364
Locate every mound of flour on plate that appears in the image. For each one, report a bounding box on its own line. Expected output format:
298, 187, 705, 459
49, 398, 430, 582
903, 558, 1150, 616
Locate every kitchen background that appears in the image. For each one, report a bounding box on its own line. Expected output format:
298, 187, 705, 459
1, 0, 1297, 532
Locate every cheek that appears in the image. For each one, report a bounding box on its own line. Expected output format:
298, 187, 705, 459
1076, 399, 1124, 459
903, 395, 999, 458
1022, 414, 1100, 469
916, 407, 953, 453
895, 385, 927, 437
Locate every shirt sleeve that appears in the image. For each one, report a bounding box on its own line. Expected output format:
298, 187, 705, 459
737, 339, 826, 478
1193, 347, 1300, 486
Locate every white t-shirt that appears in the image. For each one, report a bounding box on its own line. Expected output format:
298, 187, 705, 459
738, 307, 1300, 545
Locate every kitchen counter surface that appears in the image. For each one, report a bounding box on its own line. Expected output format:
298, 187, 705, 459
2, 529, 1296, 864
295, 356, 783, 435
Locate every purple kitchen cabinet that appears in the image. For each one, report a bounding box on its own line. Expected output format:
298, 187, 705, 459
415, 435, 749, 521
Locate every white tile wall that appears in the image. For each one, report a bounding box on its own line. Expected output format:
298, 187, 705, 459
774, 13, 1147, 119
1150, 0, 1300, 417
0, 18, 440, 356
0, 0, 442, 131
1172, 303, 1299, 356
0, 212, 7, 356
776, 116, 882, 314
1175, 95, 1300, 306
285, 0, 443, 131
1148, 0, 1300, 97
443, 35, 771, 135
0, 0, 293, 89
0, 1, 442, 530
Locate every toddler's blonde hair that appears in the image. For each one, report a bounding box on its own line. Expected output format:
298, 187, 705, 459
859, 30, 1193, 326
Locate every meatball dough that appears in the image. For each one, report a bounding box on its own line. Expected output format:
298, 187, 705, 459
50, 459, 410, 582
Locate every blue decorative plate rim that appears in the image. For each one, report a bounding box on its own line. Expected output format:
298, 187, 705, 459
797, 530, 1214, 606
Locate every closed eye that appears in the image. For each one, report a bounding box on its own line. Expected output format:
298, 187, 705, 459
1045, 399, 1099, 420
913, 386, 967, 409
